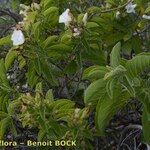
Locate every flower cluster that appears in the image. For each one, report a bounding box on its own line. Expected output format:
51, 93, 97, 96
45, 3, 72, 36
11, 2, 150, 46
19, 4, 30, 22
31, 2, 40, 10
115, 1, 150, 21
59, 9, 88, 27
19, 3, 40, 24
11, 3, 40, 46
59, 9, 88, 37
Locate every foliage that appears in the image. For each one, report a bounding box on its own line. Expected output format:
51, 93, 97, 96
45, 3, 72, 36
0, 0, 150, 149
84, 43, 150, 144
16, 83, 92, 149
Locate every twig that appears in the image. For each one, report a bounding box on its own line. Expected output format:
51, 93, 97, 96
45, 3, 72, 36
118, 124, 142, 150
100, 0, 132, 13
122, 143, 132, 150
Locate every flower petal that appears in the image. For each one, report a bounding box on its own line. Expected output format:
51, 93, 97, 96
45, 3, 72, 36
142, 15, 150, 20
59, 9, 72, 27
11, 29, 25, 46
125, 2, 137, 14
82, 13, 88, 26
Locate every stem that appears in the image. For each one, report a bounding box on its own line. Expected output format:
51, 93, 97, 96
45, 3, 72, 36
100, 0, 133, 13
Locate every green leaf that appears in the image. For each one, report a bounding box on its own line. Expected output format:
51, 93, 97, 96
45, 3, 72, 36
131, 37, 142, 54
45, 89, 54, 102
61, 34, 72, 45
2, 95, 9, 112
110, 42, 121, 67
10, 119, 17, 137
8, 100, 21, 116
0, 95, 5, 111
83, 66, 108, 81
96, 90, 130, 134
38, 129, 46, 141
18, 55, 26, 69
34, 58, 42, 76
64, 60, 78, 74
84, 79, 107, 106
27, 11, 37, 23
0, 111, 8, 120
123, 29, 132, 41
122, 75, 136, 96
106, 78, 118, 98
138, 88, 150, 118
47, 44, 72, 58
42, 35, 58, 48
0, 59, 9, 86
145, 5, 150, 13
26, 61, 39, 87
52, 99, 75, 112
43, 7, 59, 27
32, 21, 41, 40
41, 61, 59, 86
5, 50, 18, 70
86, 22, 100, 28
126, 53, 150, 78
43, 0, 58, 10
0, 36, 11, 46
77, 13, 84, 24
0, 117, 11, 139
104, 65, 126, 80
35, 82, 43, 94
42, 0, 58, 10
122, 41, 132, 55
87, 6, 101, 13
142, 108, 150, 144
54, 109, 74, 121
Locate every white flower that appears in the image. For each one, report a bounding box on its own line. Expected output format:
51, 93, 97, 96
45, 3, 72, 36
18, 21, 24, 26
82, 13, 88, 26
22, 83, 28, 89
74, 108, 80, 118
73, 28, 79, 32
75, 108, 80, 114
19, 10, 27, 17
142, 15, 150, 20
116, 11, 121, 19
20, 4, 30, 11
125, 2, 137, 13
73, 32, 81, 37
7, 75, 10, 79
11, 29, 25, 46
16, 86, 20, 89
59, 9, 72, 27
31, 2, 40, 10
73, 28, 81, 37
23, 17, 27, 21
19, 10, 24, 15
